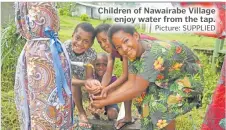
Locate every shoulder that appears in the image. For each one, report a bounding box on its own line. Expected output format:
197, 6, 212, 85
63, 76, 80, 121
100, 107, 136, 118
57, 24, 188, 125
64, 40, 72, 48
85, 48, 97, 59
87, 48, 96, 54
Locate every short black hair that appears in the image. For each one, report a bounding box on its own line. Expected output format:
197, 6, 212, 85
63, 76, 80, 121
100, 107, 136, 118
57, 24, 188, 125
96, 52, 108, 61
108, 24, 137, 47
95, 52, 108, 65
73, 22, 96, 42
95, 23, 111, 35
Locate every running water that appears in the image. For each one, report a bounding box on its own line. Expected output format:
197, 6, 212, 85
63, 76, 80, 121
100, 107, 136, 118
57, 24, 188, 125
70, 61, 95, 78
85, 63, 96, 79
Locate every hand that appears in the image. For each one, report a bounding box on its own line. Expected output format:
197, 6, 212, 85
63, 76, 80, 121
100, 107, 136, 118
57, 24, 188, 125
85, 79, 102, 94
100, 87, 109, 98
91, 99, 105, 109
92, 87, 109, 100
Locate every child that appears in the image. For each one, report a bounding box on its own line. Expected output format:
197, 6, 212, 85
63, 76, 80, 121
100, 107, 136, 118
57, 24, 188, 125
94, 23, 157, 129
92, 52, 119, 120
64, 22, 98, 129
92, 24, 204, 130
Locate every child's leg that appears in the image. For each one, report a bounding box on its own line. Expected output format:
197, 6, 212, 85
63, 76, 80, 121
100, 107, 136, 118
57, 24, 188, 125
72, 85, 91, 128
115, 100, 134, 129
124, 100, 132, 121
72, 85, 86, 115
106, 104, 119, 120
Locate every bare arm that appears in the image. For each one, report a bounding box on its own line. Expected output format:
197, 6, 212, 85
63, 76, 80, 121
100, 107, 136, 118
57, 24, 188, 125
92, 73, 149, 108
71, 60, 94, 86
72, 60, 102, 94
72, 77, 86, 86
106, 56, 128, 90
101, 54, 114, 87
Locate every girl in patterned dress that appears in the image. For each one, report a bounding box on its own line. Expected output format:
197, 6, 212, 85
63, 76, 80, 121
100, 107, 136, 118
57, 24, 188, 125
92, 24, 204, 130
94, 23, 158, 129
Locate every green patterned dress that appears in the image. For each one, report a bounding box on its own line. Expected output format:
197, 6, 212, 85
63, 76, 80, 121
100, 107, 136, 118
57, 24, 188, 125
129, 39, 204, 130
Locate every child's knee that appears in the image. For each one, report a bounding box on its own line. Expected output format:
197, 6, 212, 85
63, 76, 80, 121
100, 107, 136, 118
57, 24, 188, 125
107, 108, 118, 120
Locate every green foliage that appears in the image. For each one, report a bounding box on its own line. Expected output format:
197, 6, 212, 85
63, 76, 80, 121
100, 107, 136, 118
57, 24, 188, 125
63, 8, 71, 16
176, 108, 206, 130
58, 8, 64, 15
1, 21, 25, 130
80, 14, 89, 21
197, 53, 220, 108
1, 22, 25, 92
58, 8, 71, 16
57, 2, 75, 16
2, 90, 20, 130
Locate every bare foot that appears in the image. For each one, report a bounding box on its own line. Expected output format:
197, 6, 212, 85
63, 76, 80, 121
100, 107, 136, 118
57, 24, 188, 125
78, 113, 92, 129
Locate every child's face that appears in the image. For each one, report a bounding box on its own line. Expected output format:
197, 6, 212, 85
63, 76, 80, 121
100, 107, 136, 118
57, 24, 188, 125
112, 30, 139, 61
72, 27, 93, 54
94, 56, 107, 77
96, 32, 113, 53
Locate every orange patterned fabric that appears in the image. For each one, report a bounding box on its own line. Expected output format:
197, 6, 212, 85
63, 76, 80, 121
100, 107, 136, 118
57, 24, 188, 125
15, 2, 60, 39
14, 2, 74, 130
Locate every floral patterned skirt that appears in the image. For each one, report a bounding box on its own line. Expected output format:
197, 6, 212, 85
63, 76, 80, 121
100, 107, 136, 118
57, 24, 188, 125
134, 74, 203, 130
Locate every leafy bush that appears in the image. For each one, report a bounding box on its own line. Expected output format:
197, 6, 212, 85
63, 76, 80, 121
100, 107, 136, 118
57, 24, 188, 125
58, 8, 64, 15
1, 22, 25, 92
57, 3, 76, 17
176, 107, 206, 130
58, 8, 71, 16
64, 10, 71, 16
80, 14, 89, 21
198, 53, 220, 108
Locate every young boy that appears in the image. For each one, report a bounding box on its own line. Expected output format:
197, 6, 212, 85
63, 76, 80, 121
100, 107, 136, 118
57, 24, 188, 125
65, 22, 97, 129
93, 52, 119, 120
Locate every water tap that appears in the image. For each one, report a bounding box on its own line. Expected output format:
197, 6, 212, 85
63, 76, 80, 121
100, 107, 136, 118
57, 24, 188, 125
70, 61, 94, 68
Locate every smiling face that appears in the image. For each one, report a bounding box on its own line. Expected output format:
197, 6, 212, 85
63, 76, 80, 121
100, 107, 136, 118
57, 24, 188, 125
112, 30, 140, 61
94, 55, 108, 78
71, 27, 93, 54
96, 31, 113, 53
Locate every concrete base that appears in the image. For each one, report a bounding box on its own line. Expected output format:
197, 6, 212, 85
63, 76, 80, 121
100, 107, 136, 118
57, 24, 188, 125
89, 119, 141, 130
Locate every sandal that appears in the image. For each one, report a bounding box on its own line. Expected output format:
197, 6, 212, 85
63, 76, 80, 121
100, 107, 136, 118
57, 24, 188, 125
74, 116, 93, 130
114, 118, 136, 130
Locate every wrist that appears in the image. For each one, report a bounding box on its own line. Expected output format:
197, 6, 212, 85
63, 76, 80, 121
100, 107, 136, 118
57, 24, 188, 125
100, 99, 107, 107
107, 85, 114, 90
